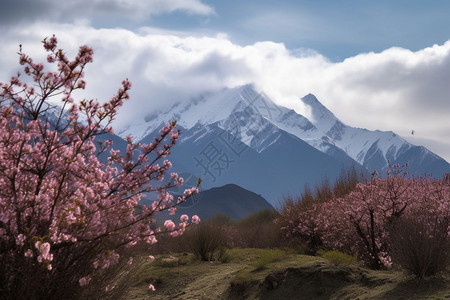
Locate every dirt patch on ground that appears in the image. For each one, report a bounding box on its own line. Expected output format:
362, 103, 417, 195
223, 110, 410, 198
166, 263, 240, 300
126, 260, 244, 299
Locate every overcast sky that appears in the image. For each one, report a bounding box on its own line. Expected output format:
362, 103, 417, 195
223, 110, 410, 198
1, 0, 449, 162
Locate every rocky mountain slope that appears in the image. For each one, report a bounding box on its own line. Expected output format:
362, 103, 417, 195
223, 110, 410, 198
113, 84, 448, 205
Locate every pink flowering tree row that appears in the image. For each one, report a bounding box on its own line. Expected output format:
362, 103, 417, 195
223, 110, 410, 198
279, 165, 449, 275
0, 36, 200, 299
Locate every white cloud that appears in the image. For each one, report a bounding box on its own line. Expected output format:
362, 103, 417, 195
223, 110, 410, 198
324, 45, 450, 139
0, 22, 449, 162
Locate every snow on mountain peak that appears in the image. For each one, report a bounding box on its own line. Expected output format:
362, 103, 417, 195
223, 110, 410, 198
300, 93, 338, 133
116, 84, 448, 176
296, 94, 416, 168
118, 85, 252, 141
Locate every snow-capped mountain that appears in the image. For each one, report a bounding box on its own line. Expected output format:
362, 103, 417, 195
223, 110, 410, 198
295, 93, 448, 175
117, 84, 449, 205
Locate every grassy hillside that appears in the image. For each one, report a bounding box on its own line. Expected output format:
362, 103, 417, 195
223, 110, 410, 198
117, 248, 450, 299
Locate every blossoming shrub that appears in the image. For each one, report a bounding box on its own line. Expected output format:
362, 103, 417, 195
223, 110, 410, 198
280, 165, 449, 275
278, 195, 327, 255
278, 168, 359, 255
388, 179, 449, 278
326, 169, 449, 271
0, 36, 199, 299
323, 169, 415, 269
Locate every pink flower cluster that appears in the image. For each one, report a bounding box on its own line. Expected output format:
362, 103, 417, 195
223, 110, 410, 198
35, 242, 53, 263
162, 214, 201, 237
0, 35, 202, 293
280, 165, 449, 269
79, 276, 92, 287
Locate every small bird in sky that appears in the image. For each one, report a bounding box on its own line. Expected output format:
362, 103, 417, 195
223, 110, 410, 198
411, 130, 415, 135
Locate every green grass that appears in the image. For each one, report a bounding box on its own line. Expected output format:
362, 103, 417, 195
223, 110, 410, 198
131, 248, 325, 289
227, 248, 324, 285
317, 249, 358, 265
131, 253, 198, 287
251, 249, 286, 270
118, 248, 450, 300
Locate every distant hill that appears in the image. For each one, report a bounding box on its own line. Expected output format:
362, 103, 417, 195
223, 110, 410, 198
172, 183, 274, 220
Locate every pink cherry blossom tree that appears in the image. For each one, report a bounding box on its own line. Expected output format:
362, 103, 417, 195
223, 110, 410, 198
324, 168, 415, 269
281, 164, 449, 273
323, 167, 448, 270
0, 35, 199, 299
388, 176, 449, 277
278, 169, 358, 255
278, 195, 327, 255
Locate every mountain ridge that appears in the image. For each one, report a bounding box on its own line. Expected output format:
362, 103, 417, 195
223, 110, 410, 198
115, 84, 449, 204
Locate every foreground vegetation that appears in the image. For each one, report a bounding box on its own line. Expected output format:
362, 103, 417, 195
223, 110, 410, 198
278, 166, 449, 276
0, 36, 200, 299
110, 190, 449, 299
115, 248, 450, 299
